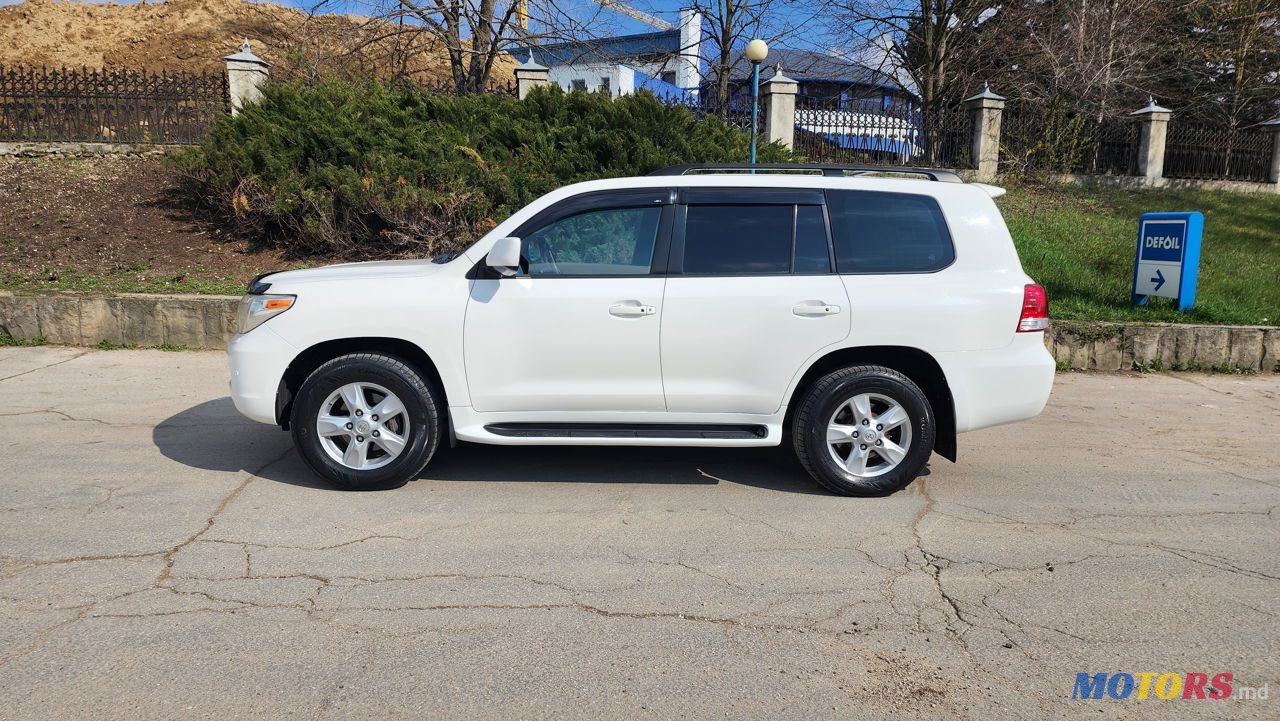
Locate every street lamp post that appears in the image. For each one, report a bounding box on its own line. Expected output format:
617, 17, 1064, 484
745, 39, 769, 167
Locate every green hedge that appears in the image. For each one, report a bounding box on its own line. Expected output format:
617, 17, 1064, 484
175, 81, 790, 257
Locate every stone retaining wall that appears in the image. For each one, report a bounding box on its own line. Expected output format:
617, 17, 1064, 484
2, 291, 1277, 371
0, 291, 237, 349
0, 142, 185, 157
1047, 321, 1279, 372
1052, 173, 1280, 196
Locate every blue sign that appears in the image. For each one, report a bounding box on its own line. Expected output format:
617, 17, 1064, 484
1131, 212, 1203, 312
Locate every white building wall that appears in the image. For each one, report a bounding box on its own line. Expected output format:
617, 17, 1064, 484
548, 63, 629, 96
537, 8, 704, 95
618, 66, 636, 96
676, 8, 702, 92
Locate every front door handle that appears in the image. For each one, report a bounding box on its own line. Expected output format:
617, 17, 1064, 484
793, 301, 842, 317
609, 301, 657, 318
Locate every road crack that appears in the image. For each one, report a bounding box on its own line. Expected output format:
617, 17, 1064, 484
0, 350, 91, 383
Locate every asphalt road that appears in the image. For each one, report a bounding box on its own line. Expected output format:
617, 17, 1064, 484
0, 347, 1276, 720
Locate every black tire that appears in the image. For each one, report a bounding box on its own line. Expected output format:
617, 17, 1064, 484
792, 365, 934, 497
290, 353, 443, 491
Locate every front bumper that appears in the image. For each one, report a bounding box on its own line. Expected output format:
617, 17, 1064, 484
227, 324, 298, 425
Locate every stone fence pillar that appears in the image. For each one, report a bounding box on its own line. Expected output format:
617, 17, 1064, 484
1131, 97, 1172, 186
1263, 117, 1280, 186
762, 66, 798, 151
964, 83, 1005, 182
224, 39, 269, 115
514, 53, 550, 99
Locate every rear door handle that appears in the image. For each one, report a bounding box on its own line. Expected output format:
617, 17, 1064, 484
609, 301, 657, 318
793, 301, 842, 317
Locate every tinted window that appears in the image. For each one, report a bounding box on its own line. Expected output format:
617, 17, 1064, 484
683, 205, 793, 274
523, 206, 661, 276
793, 205, 831, 273
827, 190, 954, 273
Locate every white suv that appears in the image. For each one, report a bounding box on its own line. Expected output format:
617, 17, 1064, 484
227, 164, 1054, 496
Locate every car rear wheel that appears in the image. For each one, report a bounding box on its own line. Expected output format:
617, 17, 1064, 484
291, 353, 442, 490
792, 365, 934, 496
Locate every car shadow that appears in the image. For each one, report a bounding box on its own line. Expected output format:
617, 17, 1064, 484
154, 398, 828, 495
152, 398, 327, 489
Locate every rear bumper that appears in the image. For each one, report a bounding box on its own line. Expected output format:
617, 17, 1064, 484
938, 333, 1055, 433
227, 325, 297, 425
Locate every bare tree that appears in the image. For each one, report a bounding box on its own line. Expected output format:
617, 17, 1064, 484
955, 0, 1170, 120
1169, 0, 1280, 127
339, 0, 606, 93
825, 0, 997, 114
688, 0, 770, 106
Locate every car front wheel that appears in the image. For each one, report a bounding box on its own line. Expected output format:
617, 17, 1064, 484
792, 365, 935, 496
291, 353, 443, 490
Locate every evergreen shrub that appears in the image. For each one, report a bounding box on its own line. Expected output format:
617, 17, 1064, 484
175, 80, 791, 258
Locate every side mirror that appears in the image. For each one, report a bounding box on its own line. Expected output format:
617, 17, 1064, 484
485, 237, 521, 277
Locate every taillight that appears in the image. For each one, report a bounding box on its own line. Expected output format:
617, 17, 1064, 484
1017, 284, 1049, 332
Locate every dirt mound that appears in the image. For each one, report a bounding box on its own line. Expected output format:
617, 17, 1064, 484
0, 154, 292, 296
0, 0, 514, 83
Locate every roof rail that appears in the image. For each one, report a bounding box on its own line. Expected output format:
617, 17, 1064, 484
647, 163, 964, 183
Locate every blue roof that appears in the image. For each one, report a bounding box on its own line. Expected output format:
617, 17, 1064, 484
730, 49, 903, 92
512, 31, 681, 66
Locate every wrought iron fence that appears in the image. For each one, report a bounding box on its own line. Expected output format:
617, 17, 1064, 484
791, 97, 972, 169
997, 101, 1040, 173
0, 66, 228, 144
1079, 116, 1138, 175
394, 75, 518, 97
921, 105, 973, 169
999, 100, 1139, 176
650, 89, 755, 133
1163, 123, 1275, 182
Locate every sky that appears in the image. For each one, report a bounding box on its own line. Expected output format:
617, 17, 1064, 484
0, 0, 863, 59
0, 0, 826, 44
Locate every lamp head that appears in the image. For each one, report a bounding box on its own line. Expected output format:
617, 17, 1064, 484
745, 39, 769, 63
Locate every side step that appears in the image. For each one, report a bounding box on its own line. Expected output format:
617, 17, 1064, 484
483, 423, 768, 440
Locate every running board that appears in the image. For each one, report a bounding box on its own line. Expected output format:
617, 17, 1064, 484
483, 423, 768, 440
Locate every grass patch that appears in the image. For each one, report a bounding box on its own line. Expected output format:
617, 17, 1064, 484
0, 334, 191, 351
1050, 320, 1124, 343
2, 268, 252, 296
96, 339, 190, 351
1000, 184, 1279, 326
0, 330, 47, 347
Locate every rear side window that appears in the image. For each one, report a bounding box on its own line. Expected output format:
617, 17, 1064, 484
793, 205, 831, 273
827, 190, 954, 273
683, 205, 793, 274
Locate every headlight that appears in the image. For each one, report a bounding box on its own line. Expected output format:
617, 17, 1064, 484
237, 294, 296, 333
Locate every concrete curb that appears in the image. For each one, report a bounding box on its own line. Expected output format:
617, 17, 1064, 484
0, 291, 237, 349
1047, 321, 1279, 373
2, 291, 1277, 371
0, 141, 186, 157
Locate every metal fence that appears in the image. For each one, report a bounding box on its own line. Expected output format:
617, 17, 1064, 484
393, 76, 518, 97
1078, 116, 1139, 175
0, 66, 229, 144
651, 89, 755, 133
791, 97, 972, 169
999, 100, 1139, 176
1163, 123, 1275, 182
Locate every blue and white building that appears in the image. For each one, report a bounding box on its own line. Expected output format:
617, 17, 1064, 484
513, 9, 703, 98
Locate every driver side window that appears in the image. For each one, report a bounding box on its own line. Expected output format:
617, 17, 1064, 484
524, 206, 662, 276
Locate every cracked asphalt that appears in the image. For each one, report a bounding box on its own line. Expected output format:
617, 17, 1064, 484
0, 347, 1277, 720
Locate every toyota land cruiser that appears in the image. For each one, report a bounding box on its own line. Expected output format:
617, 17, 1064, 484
227, 164, 1055, 496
